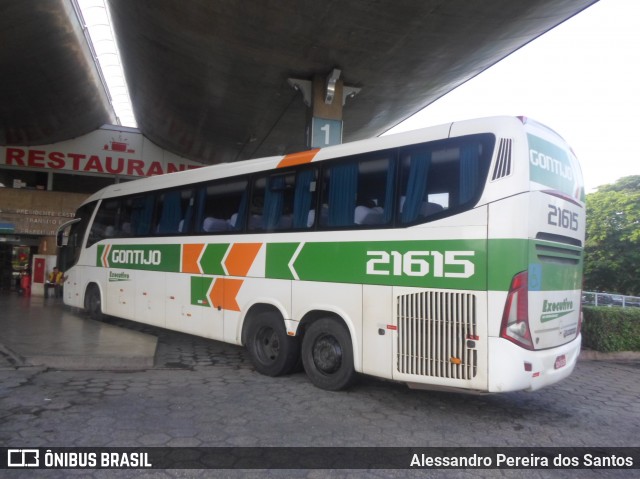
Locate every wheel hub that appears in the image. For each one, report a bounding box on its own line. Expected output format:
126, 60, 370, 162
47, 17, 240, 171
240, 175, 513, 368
256, 327, 279, 362
312, 334, 342, 374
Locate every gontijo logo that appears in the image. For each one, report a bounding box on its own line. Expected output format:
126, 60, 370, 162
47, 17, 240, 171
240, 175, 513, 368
527, 134, 581, 200
100, 245, 161, 267
110, 249, 161, 266
529, 150, 573, 181
97, 244, 181, 272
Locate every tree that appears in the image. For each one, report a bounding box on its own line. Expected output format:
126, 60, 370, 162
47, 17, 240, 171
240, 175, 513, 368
584, 175, 640, 295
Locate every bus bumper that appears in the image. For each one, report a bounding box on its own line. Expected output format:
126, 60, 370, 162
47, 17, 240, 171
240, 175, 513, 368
487, 334, 581, 392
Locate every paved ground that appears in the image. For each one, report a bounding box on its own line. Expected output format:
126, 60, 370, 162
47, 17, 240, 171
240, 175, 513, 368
1, 295, 639, 478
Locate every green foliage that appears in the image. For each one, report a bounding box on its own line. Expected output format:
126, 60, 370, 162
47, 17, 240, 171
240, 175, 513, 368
585, 175, 640, 295
582, 306, 640, 352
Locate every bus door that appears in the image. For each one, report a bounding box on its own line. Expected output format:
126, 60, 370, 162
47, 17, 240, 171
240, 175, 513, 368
165, 271, 224, 341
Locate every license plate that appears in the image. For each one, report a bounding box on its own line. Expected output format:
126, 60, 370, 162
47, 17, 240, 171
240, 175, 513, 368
554, 355, 566, 369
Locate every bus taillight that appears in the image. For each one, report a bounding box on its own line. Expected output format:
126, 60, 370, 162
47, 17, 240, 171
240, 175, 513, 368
500, 271, 534, 350
577, 302, 583, 336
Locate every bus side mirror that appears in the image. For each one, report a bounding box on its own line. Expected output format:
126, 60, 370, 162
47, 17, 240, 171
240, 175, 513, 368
56, 218, 81, 247
56, 229, 67, 247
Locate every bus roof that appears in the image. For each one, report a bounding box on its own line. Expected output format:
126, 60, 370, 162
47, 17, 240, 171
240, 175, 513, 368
81, 116, 540, 205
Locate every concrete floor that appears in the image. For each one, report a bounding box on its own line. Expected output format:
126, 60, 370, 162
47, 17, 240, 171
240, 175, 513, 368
0, 292, 156, 369
1, 291, 639, 477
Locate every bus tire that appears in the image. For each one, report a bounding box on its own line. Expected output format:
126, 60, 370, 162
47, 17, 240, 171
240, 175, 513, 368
84, 284, 104, 322
246, 312, 299, 377
302, 317, 357, 391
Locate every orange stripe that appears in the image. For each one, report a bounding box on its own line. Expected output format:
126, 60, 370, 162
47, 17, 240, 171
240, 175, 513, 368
277, 149, 319, 168
182, 244, 204, 274
210, 278, 243, 312
102, 244, 111, 267
224, 243, 262, 276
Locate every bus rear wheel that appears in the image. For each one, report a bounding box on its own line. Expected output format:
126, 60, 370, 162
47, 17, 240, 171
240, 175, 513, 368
246, 312, 299, 376
84, 284, 104, 322
302, 318, 357, 391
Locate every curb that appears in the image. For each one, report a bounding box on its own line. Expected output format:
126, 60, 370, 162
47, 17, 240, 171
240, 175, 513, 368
579, 349, 640, 361
0, 339, 156, 371
0, 342, 26, 367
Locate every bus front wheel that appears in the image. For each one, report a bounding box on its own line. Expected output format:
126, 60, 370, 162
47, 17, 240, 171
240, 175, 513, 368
302, 318, 357, 391
84, 285, 104, 322
246, 312, 299, 376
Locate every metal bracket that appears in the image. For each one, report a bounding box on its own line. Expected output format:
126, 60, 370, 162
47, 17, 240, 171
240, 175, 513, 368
342, 85, 361, 106
287, 78, 312, 107
325, 68, 341, 104
288, 71, 360, 107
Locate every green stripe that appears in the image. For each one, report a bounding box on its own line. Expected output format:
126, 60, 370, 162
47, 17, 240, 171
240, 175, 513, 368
191, 276, 213, 307
487, 239, 528, 291
268, 240, 488, 290
200, 243, 229, 275
530, 240, 583, 291
98, 244, 180, 272
266, 243, 300, 280
96, 238, 582, 294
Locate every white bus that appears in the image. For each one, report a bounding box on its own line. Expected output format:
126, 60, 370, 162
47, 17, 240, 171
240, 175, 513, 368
57, 116, 585, 393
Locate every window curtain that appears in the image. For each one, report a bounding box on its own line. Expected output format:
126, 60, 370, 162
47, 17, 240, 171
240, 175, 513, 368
231, 188, 248, 231
263, 175, 285, 230
132, 195, 155, 235
383, 158, 396, 223
327, 162, 358, 227
181, 190, 197, 233
157, 190, 183, 234
192, 188, 207, 233
401, 151, 431, 223
459, 142, 479, 203
293, 169, 315, 228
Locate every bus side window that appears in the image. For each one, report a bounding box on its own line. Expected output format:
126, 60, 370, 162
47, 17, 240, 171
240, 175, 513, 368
397, 136, 492, 225
320, 155, 394, 228
180, 190, 198, 234
198, 179, 248, 233
129, 194, 155, 236
292, 169, 317, 229
321, 162, 357, 227
117, 198, 133, 237
156, 190, 183, 235
354, 157, 394, 226
249, 169, 318, 232
398, 148, 433, 224
248, 177, 266, 231
61, 201, 96, 269
154, 187, 196, 235
459, 141, 482, 204
87, 198, 120, 246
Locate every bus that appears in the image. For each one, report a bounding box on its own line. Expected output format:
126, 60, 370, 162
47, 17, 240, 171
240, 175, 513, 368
56, 116, 585, 393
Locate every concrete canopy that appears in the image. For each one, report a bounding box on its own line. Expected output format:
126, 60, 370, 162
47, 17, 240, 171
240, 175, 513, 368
0, 0, 597, 164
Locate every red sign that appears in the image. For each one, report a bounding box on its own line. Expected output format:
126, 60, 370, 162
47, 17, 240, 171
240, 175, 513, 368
3, 147, 200, 178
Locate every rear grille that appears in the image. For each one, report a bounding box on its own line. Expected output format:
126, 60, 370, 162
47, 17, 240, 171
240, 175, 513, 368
396, 291, 477, 379
535, 242, 582, 265
536, 232, 582, 247
491, 138, 512, 180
